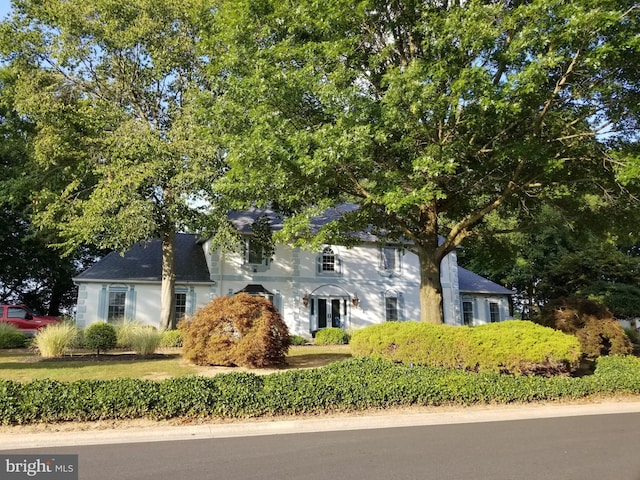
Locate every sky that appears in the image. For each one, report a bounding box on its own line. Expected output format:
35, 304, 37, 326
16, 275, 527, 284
0, 1, 10, 21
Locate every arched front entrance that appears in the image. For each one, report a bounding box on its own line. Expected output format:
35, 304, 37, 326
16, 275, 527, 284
307, 284, 352, 333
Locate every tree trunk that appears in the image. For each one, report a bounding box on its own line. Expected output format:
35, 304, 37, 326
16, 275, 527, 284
160, 230, 177, 330
417, 244, 445, 324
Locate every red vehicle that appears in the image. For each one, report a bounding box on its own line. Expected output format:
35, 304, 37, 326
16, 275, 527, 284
0, 305, 61, 336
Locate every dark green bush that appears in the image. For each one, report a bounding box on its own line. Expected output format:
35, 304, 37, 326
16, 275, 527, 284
84, 322, 117, 355
180, 293, 289, 368
1, 355, 639, 425
159, 329, 183, 348
536, 297, 633, 359
288, 334, 308, 346
350, 320, 581, 375
623, 327, 639, 345
314, 328, 349, 345
0, 324, 26, 349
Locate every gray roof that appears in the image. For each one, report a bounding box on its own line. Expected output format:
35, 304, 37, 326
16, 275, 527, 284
457, 267, 513, 295
74, 233, 213, 283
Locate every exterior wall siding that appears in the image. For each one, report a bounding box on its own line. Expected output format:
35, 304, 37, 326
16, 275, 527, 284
75, 239, 512, 335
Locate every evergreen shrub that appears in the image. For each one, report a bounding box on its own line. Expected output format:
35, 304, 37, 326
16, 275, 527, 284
159, 329, 183, 348
180, 293, 289, 367
314, 327, 349, 345
350, 320, 581, 375
1, 355, 639, 425
0, 324, 26, 349
288, 334, 308, 346
536, 298, 632, 359
84, 322, 117, 355
623, 327, 639, 345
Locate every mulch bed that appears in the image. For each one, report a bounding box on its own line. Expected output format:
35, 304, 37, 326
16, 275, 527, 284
31, 352, 181, 363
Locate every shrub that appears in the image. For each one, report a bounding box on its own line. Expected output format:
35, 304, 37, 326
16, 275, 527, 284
0, 324, 26, 349
159, 329, 183, 348
84, 322, 117, 355
2, 355, 640, 424
180, 293, 289, 368
314, 328, 350, 345
32, 323, 79, 358
288, 334, 308, 346
350, 320, 581, 375
623, 327, 639, 345
536, 297, 633, 359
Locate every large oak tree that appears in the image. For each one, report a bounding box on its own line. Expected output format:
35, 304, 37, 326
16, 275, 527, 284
206, 0, 639, 323
1, 0, 222, 328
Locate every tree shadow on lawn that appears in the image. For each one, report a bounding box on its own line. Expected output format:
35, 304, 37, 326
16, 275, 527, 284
283, 352, 352, 369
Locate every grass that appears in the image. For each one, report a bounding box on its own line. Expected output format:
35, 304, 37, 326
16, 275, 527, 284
0, 351, 197, 382
0, 345, 352, 382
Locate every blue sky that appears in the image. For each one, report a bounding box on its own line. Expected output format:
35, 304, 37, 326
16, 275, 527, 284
0, 1, 11, 21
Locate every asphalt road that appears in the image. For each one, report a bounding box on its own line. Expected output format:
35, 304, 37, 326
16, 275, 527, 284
6, 412, 640, 480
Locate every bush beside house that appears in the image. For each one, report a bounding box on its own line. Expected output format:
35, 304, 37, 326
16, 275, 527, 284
350, 320, 581, 375
536, 298, 633, 359
0, 324, 27, 349
84, 322, 117, 355
180, 293, 290, 368
314, 327, 350, 345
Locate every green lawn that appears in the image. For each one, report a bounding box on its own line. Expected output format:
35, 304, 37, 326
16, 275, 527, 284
0, 345, 352, 382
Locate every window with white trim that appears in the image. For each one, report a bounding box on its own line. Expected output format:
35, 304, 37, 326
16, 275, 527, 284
489, 302, 500, 323
317, 247, 342, 275
385, 297, 399, 321
243, 238, 270, 272
379, 246, 402, 276
175, 292, 187, 321
107, 291, 126, 322
462, 301, 473, 326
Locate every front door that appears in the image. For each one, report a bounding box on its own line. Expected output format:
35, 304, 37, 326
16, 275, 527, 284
316, 298, 343, 329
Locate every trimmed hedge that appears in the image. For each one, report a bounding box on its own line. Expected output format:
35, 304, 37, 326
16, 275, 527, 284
314, 328, 350, 345
0, 356, 638, 425
349, 321, 581, 375
159, 329, 183, 348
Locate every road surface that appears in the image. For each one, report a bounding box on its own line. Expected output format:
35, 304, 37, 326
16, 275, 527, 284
4, 412, 640, 480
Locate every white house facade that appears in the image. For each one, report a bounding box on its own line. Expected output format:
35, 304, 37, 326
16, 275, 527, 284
73, 209, 513, 336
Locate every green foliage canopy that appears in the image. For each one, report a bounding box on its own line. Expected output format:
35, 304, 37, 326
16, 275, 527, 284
1, 0, 224, 328
205, 0, 639, 323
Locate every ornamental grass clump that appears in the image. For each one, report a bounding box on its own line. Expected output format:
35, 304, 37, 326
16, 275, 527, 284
130, 326, 162, 356
180, 293, 289, 368
116, 321, 162, 355
33, 322, 79, 358
115, 320, 142, 349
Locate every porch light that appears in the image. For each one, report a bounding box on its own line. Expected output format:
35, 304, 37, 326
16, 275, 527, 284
302, 293, 309, 308
351, 293, 360, 308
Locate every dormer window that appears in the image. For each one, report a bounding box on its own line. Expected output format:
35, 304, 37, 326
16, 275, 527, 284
317, 246, 342, 276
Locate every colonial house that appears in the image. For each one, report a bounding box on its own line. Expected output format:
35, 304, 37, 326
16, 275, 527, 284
73, 208, 513, 336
